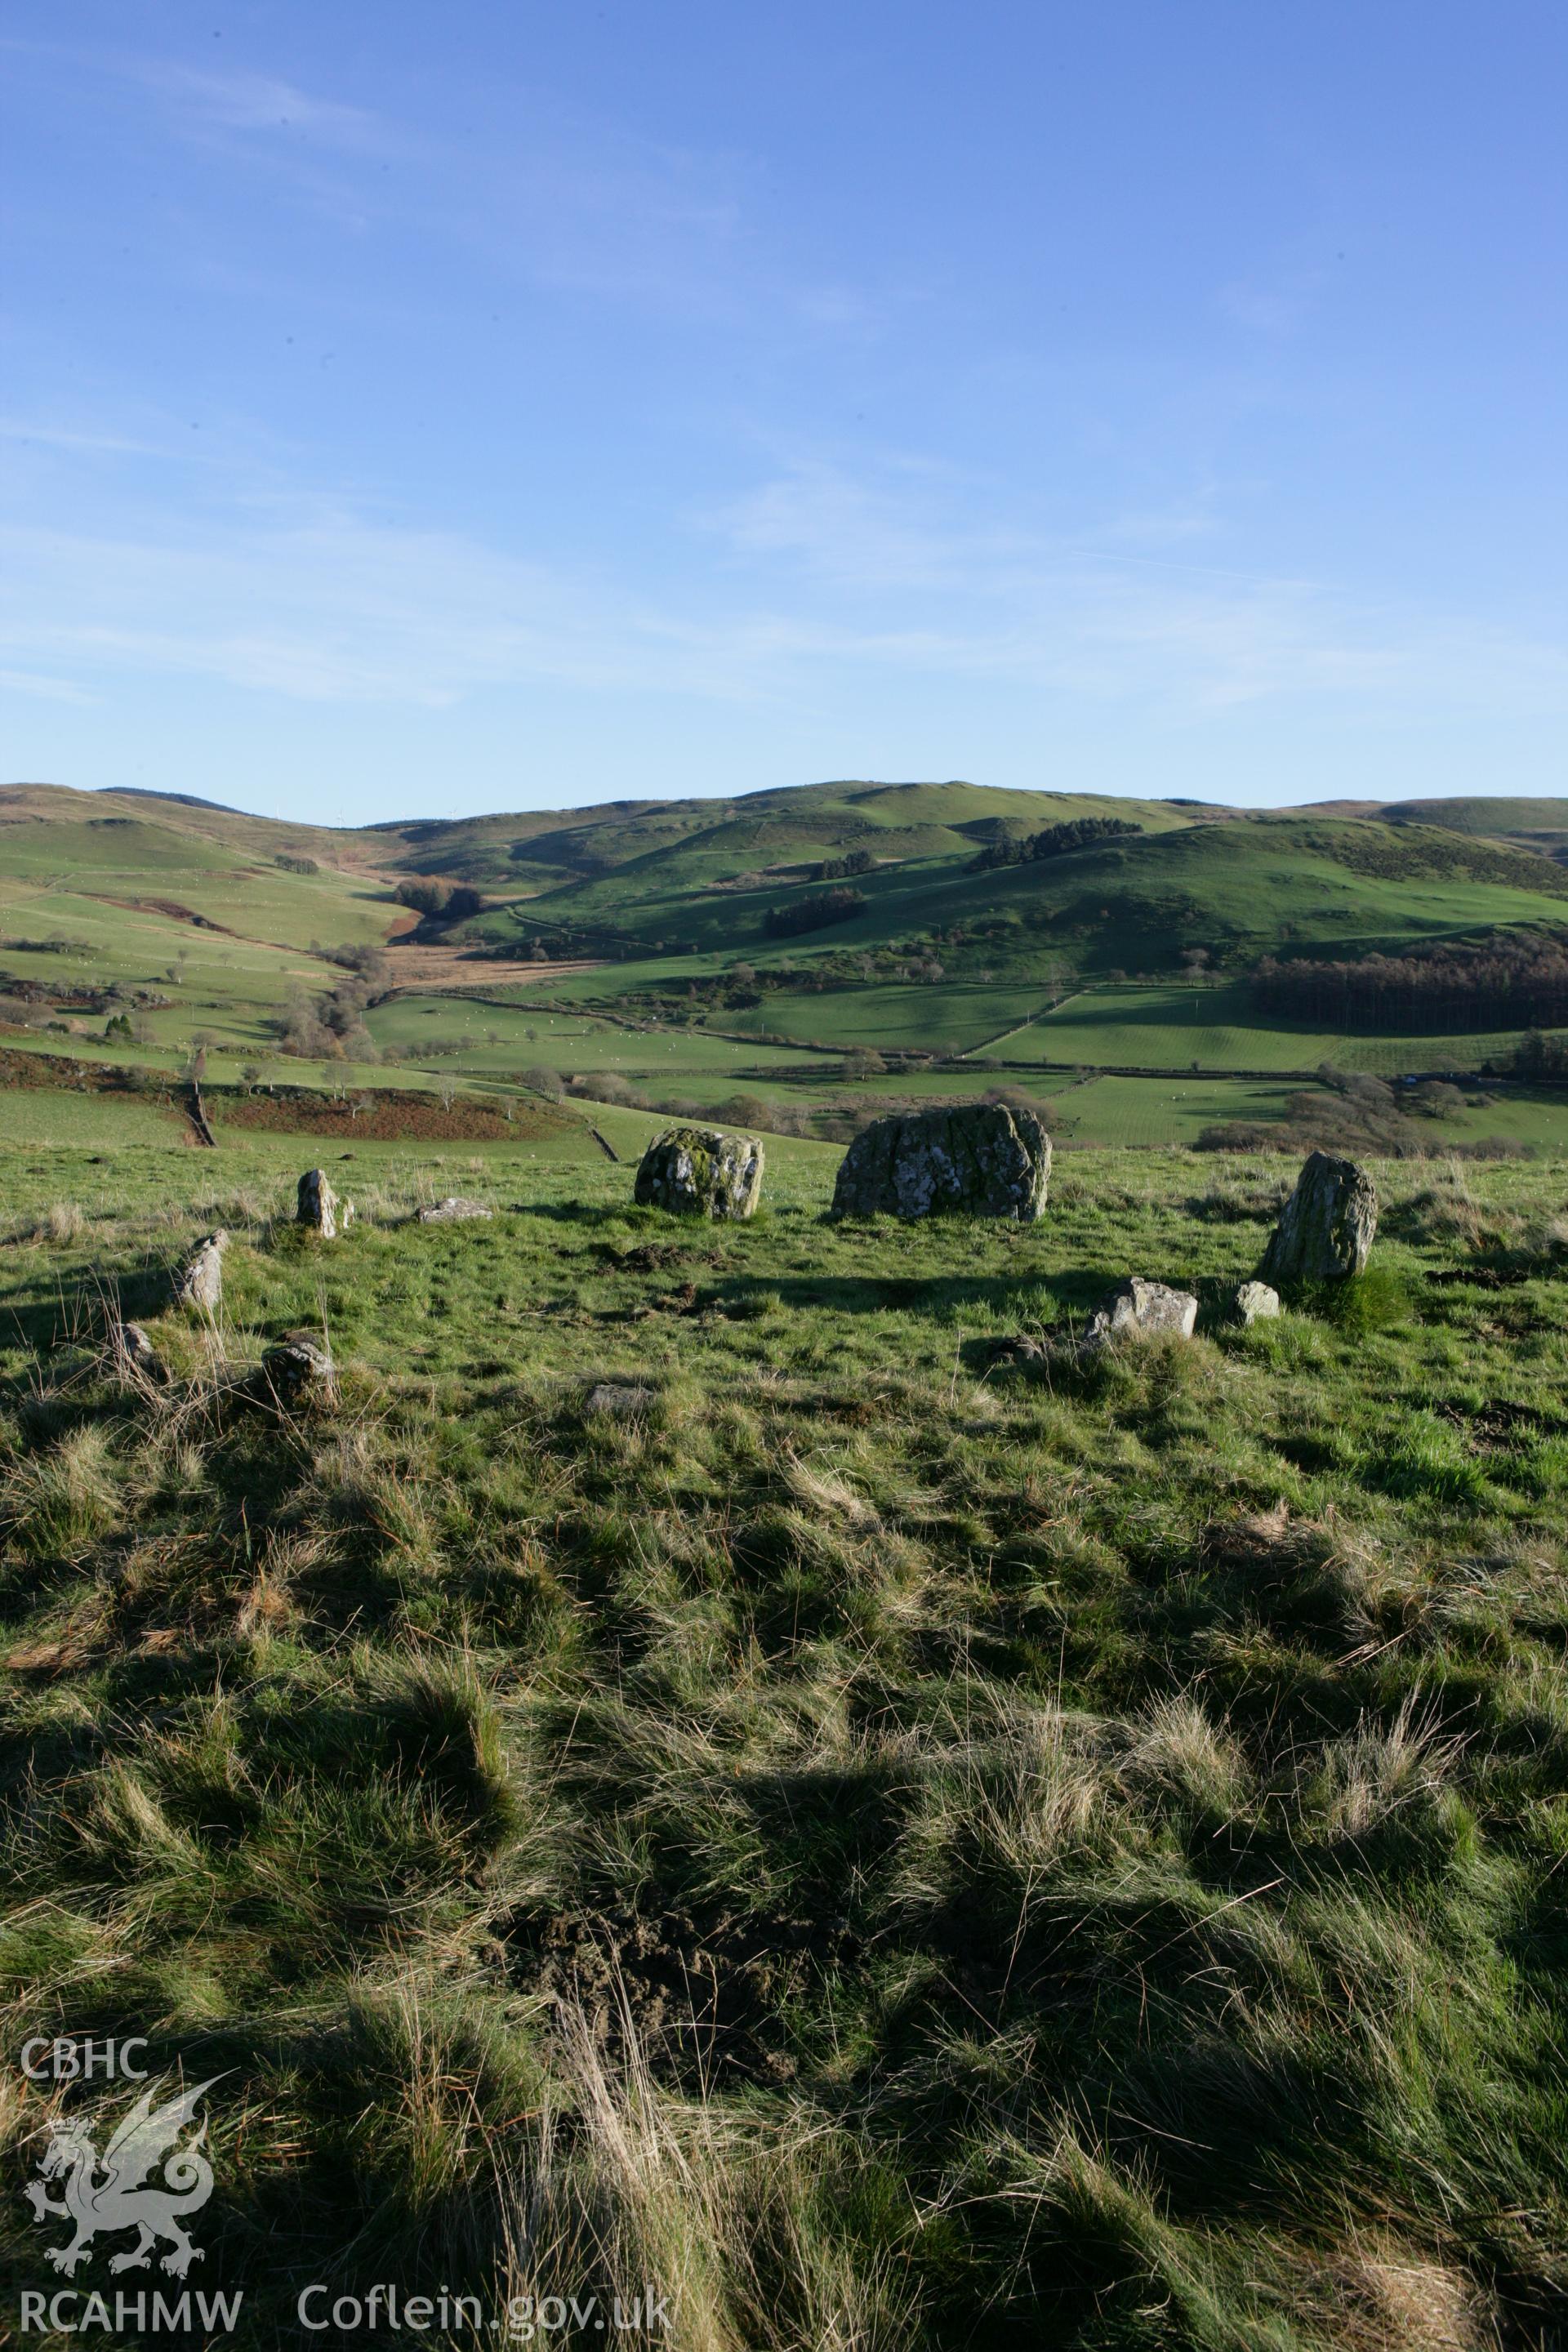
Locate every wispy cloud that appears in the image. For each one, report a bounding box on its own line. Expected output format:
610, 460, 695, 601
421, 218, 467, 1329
2, 34, 884, 332
4, 479, 1565, 727
126, 61, 393, 149
0, 488, 789, 708
706, 457, 1568, 715
0, 667, 96, 705
0, 40, 402, 157
4, 423, 1564, 727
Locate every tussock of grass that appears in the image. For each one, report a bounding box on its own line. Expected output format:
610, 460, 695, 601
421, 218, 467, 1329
32, 1200, 86, 1246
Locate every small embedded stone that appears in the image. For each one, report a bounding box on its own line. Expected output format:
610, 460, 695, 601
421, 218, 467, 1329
108, 1321, 163, 1381
1081, 1276, 1198, 1349
260, 1330, 337, 1407
584, 1382, 655, 1419
416, 1196, 494, 1223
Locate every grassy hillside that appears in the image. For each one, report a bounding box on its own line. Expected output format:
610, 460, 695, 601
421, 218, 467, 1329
2, 1138, 1566, 2346
364, 779, 1208, 895
1380, 797, 1568, 861
4, 782, 1568, 1152
0, 787, 393, 1063
457, 809, 1568, 982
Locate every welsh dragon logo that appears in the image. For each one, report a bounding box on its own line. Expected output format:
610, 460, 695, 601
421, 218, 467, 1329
24, 2076, 220, 2278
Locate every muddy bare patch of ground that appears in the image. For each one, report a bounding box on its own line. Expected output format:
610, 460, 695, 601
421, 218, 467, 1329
508, 1900, 858, 2088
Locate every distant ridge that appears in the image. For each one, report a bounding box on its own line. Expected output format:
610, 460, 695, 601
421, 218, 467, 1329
103, 786, 247, 816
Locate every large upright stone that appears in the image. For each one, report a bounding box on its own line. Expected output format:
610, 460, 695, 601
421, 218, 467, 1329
175, 1230, 227, 1312
297, 1169, 352, 1239
1261, 1152, 1378, 1285
831, 1102, 1051, 1223
635, 1127, 764, 1219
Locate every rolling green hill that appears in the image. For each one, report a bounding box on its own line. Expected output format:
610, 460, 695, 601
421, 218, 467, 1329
1304, 794, 1568, 861
460, 803, 1568, 981
1379, 796, 1568, 862
357, 777, 1207, 898
3, 778, 1567, 1150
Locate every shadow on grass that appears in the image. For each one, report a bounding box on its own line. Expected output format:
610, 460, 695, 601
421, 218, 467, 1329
0, 1254, 187, 1355
510, 1200, 639, 1229
705, 1267, 1141, 1320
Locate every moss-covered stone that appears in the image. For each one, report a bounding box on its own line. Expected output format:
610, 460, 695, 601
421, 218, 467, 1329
634, 1125, 764, 1218
1261, 1151, 1378, 1284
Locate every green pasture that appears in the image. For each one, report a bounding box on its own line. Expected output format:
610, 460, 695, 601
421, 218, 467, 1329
1008, 986, 1339, 1071
0, 1031, 469, 1094
1004, 983, 1566, 1080
1044, 1074, 1294, 1147
0, 815, 386, 954
0, 1088, 189, 1150
1038, 1071, 1568, 1150
1330, 1027, 1561, 1076
717, 981, 1051, 1053
480, 808, 1568, 988
365, 993, 835, 1080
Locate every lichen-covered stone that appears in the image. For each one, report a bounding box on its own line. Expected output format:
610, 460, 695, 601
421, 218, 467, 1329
1082, 1276, 1198, 1348
297, 1169, 351, 1238
831, 1102, 1050, 1222
261, 1330, 336, 1407
176, 1230, 228, 1312
108, 1321, 162, 1382
416, 1196, 493, 1223
635, 1127, 764, 1219
585, 1381, 655, 1419
1261, 1152, 1378, 1285
1228, 1280, 1281, 1326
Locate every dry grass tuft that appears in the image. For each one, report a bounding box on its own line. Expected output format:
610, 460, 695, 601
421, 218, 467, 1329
1121, 1695, 1251, 1816
492, 1974, 909, 2352
1310, 1696, 1465, 1843
1315, 2237, 1499, 2350
32, 1200, 85, 1245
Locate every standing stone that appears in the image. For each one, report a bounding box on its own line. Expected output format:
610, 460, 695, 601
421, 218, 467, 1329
1228, 1280, 1281, 1326
1081, 1276, 1198, 1348
175, 1230, 228, 1312
831, 1102, 1051, 1223
635, 1127, 764, 1219
260, 1330, 337, 1407
1261, 1152, 1378, 1285
297, 1169, 352, 1238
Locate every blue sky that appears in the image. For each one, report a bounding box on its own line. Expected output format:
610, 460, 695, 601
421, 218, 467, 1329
2, 2, 1564, 824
